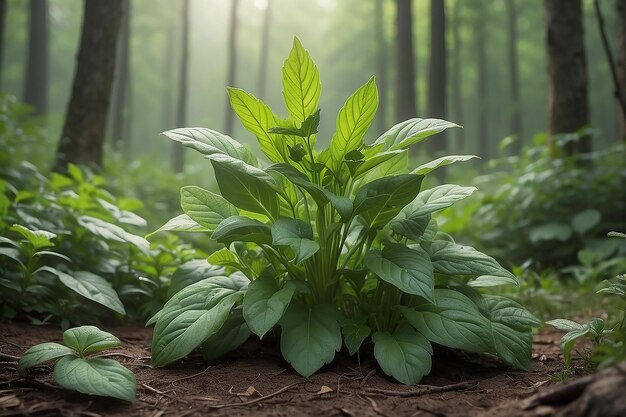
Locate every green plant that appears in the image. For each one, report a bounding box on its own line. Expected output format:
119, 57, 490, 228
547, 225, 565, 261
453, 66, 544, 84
149, 38, 540, 384
18, 325, 136, 401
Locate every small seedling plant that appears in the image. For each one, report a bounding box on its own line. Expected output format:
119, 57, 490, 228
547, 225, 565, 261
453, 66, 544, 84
149, 38, 540, 384
18, 326, 136, 401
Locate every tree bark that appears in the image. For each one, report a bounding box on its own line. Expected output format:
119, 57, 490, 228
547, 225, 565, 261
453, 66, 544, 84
451, 0, 463, 143
257, 0, 271, 100
475, 3, 488, 160
224, 0, 239, 136
427, 0, 447, 154
375, 0, 388, 134
544, 0, 590, 155
395, 0, 417, 123
111, 0, 131, 154
23, 0, 49, 116
615, 0, 626, 140
506, 0, 522, 152
0, 0, 6, 86
171, 0, 190, 173
161, 22, 176, 132
54, 0, 122, 171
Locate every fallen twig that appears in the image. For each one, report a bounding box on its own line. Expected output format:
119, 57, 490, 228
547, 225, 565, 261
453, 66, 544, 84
140, 383, 177, 401
168, 366, 211, 384
208, 382, 302, 409
0, 352, 20, 361
359, 369, 376, 388
363, 381, 476, 397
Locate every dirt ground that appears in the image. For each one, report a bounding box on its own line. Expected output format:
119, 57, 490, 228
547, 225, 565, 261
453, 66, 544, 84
0, 321, 583, 417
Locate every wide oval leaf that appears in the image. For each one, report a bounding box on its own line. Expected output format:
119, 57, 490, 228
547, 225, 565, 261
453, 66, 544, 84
18, 343, 75, 376
180, 186, 238, 231
54, 356, 136, 402
398, 185, 477, 219
212, 216, 272, 246
201, 309, 251, 363
146, 214, 209, 239
243, 274, 297, 338
63, 326, 121, 355
412, 155, 479, 175
162, 127, 257, 165
167, 260, 226, 299
373, 118, 460, 151
271, 219, 320, 263
282, 37, 322, 124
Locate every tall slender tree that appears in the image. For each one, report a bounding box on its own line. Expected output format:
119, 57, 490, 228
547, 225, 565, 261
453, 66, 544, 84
23, 0, 49, 115
111, 0, 131, 153
161, 22, 176, 132
257, 0, 271, 100
427, 0, 447, 154
375, 0, 387, 134
475, 3, 488, 159
171, 0, 190, 173
615, 0, 626, 139
506, 0, 522, 151
395, 0, 417, 123
544, 0, 589, 155
54, 0, 123, 171
224, 0, 239, 136
0, 0, 6, 86
451, 0, 463, 143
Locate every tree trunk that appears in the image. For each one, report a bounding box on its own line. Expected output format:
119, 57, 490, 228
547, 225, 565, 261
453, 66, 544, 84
54, 0, 122, 171
616, 0, 626, 140
544, 0, 589, 155
0, 0, 7, 86
23, 0, 49, 116
161, 22, 176, 132
427, 0, 447, 154
375, 0, 388, 134
475, 4, 488, 160
257, 0, 271, 100
506, 0, 522, 152
451, 0, 463, 143
224, 0, 239, 136
395, 0, 417, 123
111, 0, 131, 154
171, 0, 190, 173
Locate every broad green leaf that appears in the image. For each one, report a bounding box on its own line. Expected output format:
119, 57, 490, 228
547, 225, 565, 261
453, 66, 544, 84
210, 155, 280, 220
353, 174, 424, 229
401, 289, 493, 353
353, 150, 406, 178
529, 223, 572, 243
329, 77, 378, 170
228, 87, 287, 163
207, 248, 248, 271
10, 224, 55, 250
282, 37, 321, 124
398, 185, 476, 219
146, 214, 209, 239
390, 214, 431, 241
33, 250, 72, 263
167, 260, 226, 299
39, 268, 125, 315
372, 323, 433, 385
18, 343, 75, 376
212, 216, 272, 246
78, 216, 149, 254
342, 319, 371, 356
0, 247, 25, 268
63, 326, 122, 355
201, 309, 251, 362
162, 127, 257, 165
365, 244, 434, 303
280, 302, 342, 377
271, 219, 320, 263
151, 275, 249, 367
572, 209, 601, 235
243, 273, 297, 338
546, 319, 584, 332
373, 118, 461, 151
54, 356, 136, 402
413, 155, 479, 175
428, 241, 518, 286
180, 186, 238, 231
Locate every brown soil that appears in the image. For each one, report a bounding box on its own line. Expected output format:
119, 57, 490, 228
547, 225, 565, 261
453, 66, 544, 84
0, 321, 583, 417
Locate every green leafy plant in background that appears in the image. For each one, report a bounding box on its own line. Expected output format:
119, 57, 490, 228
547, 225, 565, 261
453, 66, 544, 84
149, 38, 540, 384
18, 326, 136, 402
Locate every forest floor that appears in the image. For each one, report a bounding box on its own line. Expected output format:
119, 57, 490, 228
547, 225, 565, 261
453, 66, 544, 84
0, 322, 586, 417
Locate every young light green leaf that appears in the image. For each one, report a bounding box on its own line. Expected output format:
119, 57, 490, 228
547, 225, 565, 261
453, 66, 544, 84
353, 150, 406, 178
243, 274, 297, 338
62, 326, 122, 355
151, 275, 249, 367
201, 309, 251, 362
227, 87, 287, 163
545, 319, 584, 332
365, 244, 434, 303
167, 260, 226, 299
280, 302, 342, 377
398, 185, 477, 219
54, 356, 136, 402
282, 37, 321, 124
372, 323, 433, 385
373, 118, 461, 151
18, 343, 76, 376
412, 155, 479, 175
10, 224, 56, 250
146, 214, 210, 239
212, 216, 272, 246
162, 127, 257, 165
78, 216, 149, 255
39, 268, 126, 315
401, 289, 493, 353
353, 174, 424, 229
329, 77, 378, 171
271, 219, 320, 263
180, 186, 238, 231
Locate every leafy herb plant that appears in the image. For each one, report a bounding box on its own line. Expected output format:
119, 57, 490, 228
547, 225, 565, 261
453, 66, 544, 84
150, 38, 540, 384
18, 326, 136, 402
